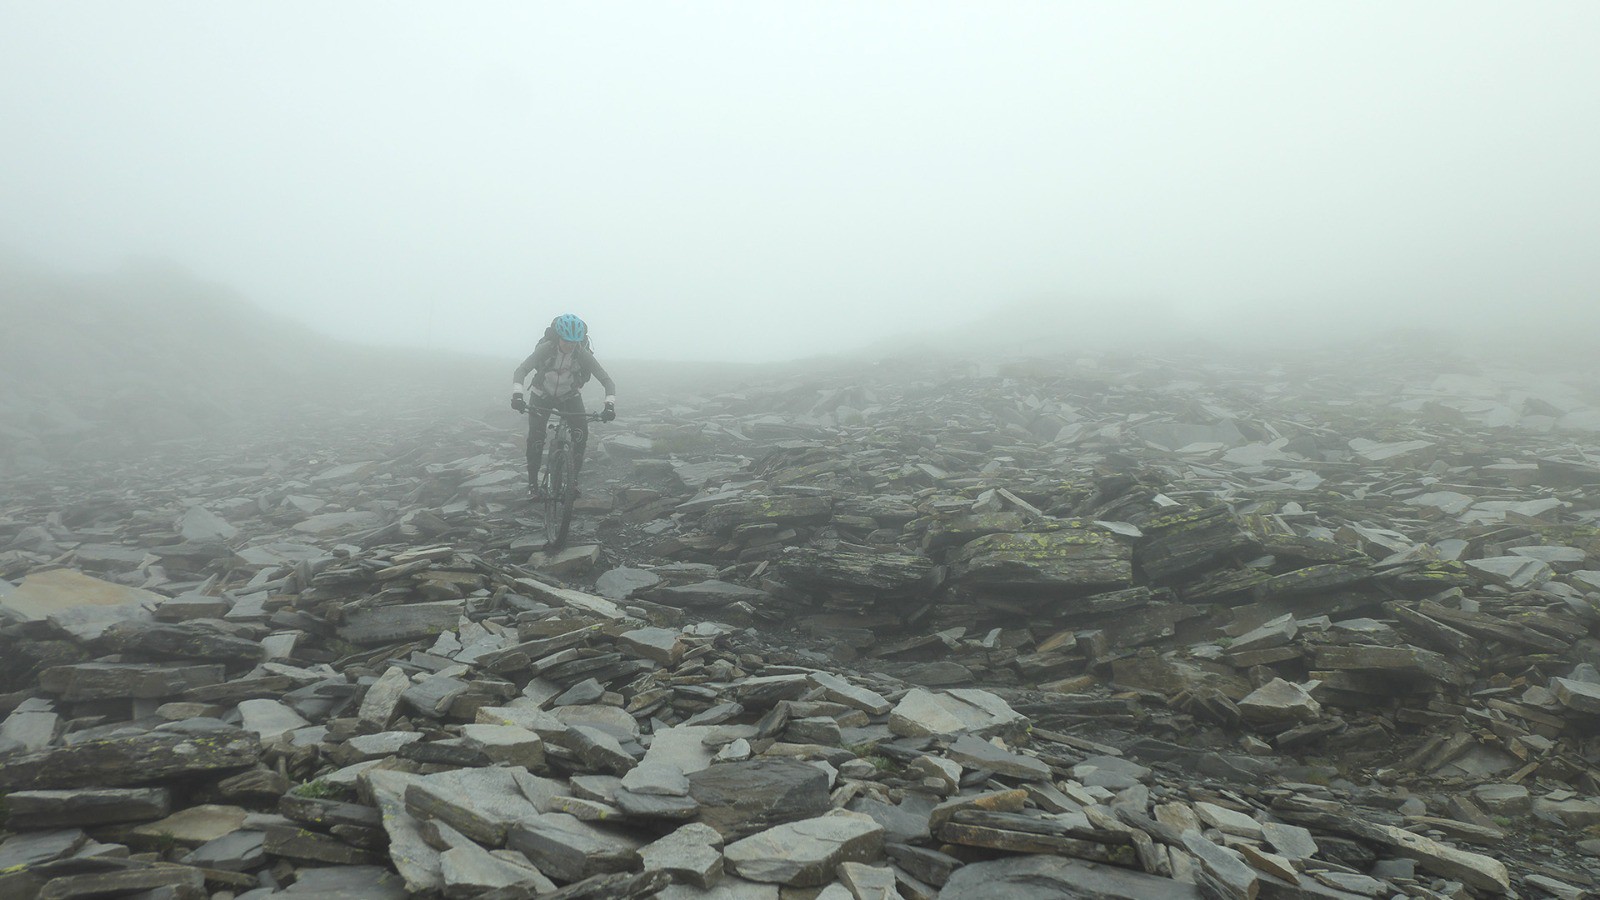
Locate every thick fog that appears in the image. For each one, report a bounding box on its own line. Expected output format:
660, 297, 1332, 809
3, 2, 1599, 362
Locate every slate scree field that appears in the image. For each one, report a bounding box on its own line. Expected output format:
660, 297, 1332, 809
4, 266, 1600, 899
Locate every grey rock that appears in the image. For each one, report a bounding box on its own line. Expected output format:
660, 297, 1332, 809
723, 809, 885, 887
617, 626, 687, 665
563, 723, 638, 775
1237, 678, 1322, 725
0, 705, 59, 753
640, 821, 726, 888
0, 829, 89, 870
949, 526, 1133, 595
358, 666, 412, 729
596, 566, 663, 600
1551, 677, 1600, 714
944, 734, 1052, 781
183, 829, 266, 872
3, 787, 171, 829
292, 510, 383, 535
553, 703, 642, 742
506, 812, 643, 882
650, 579, 771, 608
404, 767, 545, 846
1261, 821, 1318, 860
38, 661, 225, 701
340, 600, 465, 645
364, 769, 445, 895
279, 866, 409, 898
807, 671, 892, 715
179, 505, 238, 542
460, 723, 545, 769
1, 569, 159, 640
1182, 830, 1259, 900
689, 757, 833, 838
0, 729, 260, 791
1470, 783, 1531, 816
440, 843, 557, 898
237, 698, 311, 741
888, 688, 1028, 739
620, 760, 691, 796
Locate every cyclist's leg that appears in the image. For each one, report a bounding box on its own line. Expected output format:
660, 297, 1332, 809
561, 393, 590, 479
526, 402, 552, 489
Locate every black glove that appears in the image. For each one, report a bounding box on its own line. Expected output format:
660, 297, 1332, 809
511, 394, 527, 413
601, 401, 616, 422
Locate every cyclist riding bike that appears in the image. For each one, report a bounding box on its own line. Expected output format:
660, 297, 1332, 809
511, 314, 616, 501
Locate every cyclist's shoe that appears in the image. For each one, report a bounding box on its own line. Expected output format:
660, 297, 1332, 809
527, 485, 546, 502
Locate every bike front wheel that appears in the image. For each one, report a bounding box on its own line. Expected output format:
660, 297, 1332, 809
542, 447, 566, 547
543, 447, 578, 550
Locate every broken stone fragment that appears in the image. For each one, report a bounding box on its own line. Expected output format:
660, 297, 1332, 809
774, 548, 934, 595
338, 600, 465, 645
1, 569, 159, 640
358, 666, 412, 729
460, 723, 546, 769
888, 688, 1028, 740
0, 729, 260, 791
1237, 678, 1322, 726
594, 566, 663, 600
2, 787, 171, 829
723, 809, 885, 887
616, 626, 687, 665
1181, 830, 1259, 900
943, 734, 1052, 781
237, 698, 311, 741
363, 769, 445, 895
94, 620, 266, 663
506, 812, 643, 883
940, 854, 1202, 899
1550, 677, 1600, 715
807, 671, 892, 716
687, 757, 832, 838
440, 843, 557, 898
131, 803, 249, 846
1367, 822, 1510, 893
949, 526, 1133, 596
640, 821, 725, 888
649, 579, 771, 609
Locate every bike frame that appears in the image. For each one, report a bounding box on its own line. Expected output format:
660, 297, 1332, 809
527, 406, 604, 550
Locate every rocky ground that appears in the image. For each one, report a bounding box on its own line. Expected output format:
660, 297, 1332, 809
3, 346, 1600, 899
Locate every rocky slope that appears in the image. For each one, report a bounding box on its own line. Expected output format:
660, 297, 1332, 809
3, 337, 1600, 898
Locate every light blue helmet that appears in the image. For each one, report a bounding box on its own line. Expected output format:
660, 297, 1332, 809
552, 314, 587, 343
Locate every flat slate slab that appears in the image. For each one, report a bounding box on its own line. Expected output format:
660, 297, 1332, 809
940, 853, 1203, 899
1, 568, 159, 640
723, 810, 885, 887
0, 730, 260, 791
2, 788, 171, 829
339, 600, 466, 645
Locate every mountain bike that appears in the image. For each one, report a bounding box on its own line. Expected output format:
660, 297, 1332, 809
526, 407, 604, 550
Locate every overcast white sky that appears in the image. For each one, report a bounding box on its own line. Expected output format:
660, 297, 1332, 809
2, 2, 1598, 362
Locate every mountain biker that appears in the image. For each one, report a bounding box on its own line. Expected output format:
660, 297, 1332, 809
511, 314, 616, 500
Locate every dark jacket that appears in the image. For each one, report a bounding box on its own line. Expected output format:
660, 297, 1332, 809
513, 338, 616, 399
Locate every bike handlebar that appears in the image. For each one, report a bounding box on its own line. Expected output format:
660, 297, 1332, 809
523, 407, 606, 421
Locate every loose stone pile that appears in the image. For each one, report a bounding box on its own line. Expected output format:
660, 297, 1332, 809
2, 347, 1599, 898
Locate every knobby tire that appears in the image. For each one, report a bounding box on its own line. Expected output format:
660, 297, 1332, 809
553, 445, 578, 550
543, 446, 565, 547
